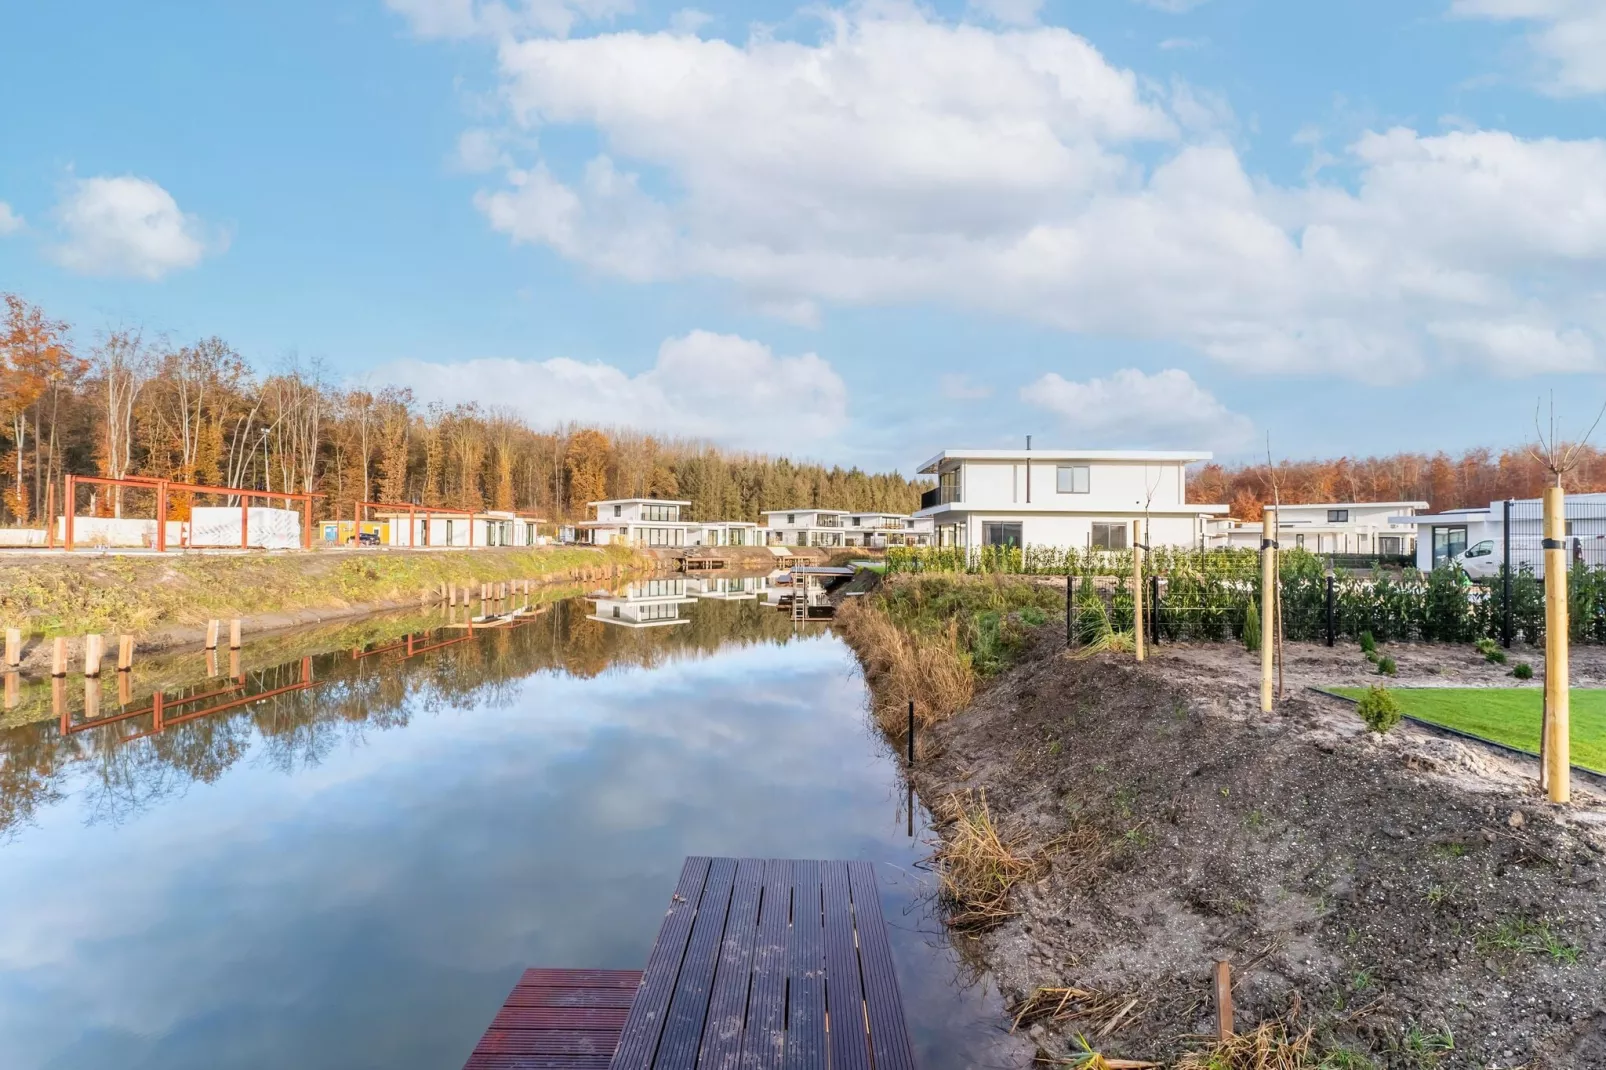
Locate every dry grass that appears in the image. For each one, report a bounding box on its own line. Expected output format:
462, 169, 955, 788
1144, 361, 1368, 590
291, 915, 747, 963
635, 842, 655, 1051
1173, 1022, 1318, 1070
1050, 1034, 1160, 1069
931, 789, 1039, 930
835, 596, 974, 737
1013, 986, 1149, 1039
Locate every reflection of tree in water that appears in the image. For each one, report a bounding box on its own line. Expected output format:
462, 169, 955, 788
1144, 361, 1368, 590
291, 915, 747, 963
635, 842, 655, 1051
0, 594, 816, 836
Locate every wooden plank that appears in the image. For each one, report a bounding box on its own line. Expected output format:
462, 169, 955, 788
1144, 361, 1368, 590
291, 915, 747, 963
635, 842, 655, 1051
465, 1056, 613, 1070
846, 861, 916, 1070
697, 858, 765, 1070
783, 859, 827, 1070
507, 988, 640, 1010
517, 969, 643, 990
609, 858, 712, 1070
491, 1007, 633, 1030
652, 857, 738, 1069
821, 862, 872, 1070
475, 1028, 633, 1055
740, 860, 792, 1070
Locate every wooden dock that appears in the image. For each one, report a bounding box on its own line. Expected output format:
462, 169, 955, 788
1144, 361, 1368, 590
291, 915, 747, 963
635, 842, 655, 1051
463, 968, 642, 1070
463, 857, 916, 1070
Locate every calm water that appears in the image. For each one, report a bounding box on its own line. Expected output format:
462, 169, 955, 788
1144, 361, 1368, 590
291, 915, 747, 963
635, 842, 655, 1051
0, 595, 1026, 1069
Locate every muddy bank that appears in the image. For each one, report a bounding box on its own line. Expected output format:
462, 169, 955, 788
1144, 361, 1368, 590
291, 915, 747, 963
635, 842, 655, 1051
1, 545, 661, 677
907, 631, 1606, 1068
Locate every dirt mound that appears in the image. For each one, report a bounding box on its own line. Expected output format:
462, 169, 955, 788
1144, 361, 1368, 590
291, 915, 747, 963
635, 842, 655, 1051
912, 633, 1606, 1067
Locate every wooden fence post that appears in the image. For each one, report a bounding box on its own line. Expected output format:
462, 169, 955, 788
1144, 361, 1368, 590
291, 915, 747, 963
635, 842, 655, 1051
84, 634, 103, 677
118, 635, 134, 671
1132, 520, 1145, 663
1543, 486, 1570, 804
229, 619, 242, 650
1214, 960, 1235, 1041
1261, 506, 1277, 713
206, 619, 220, 650
51, 637, 67, 678
4, 628, 19, 669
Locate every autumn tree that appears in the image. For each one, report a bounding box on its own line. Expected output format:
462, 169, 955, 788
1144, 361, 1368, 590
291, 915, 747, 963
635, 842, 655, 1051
1, 295, 78, 522
565, 429, 611, 514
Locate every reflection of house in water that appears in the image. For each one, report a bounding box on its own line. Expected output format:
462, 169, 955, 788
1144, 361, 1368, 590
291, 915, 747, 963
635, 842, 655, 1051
587, 578, 698, 628
688, 575, 770, 601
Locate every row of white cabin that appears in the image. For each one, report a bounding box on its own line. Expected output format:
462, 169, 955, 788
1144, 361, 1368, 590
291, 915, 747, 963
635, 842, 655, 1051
571, 451, 1440, 555
574, 499, 936, 549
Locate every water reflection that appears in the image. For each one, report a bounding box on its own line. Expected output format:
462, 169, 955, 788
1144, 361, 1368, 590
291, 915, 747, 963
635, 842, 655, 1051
0, 594, 1028, 1070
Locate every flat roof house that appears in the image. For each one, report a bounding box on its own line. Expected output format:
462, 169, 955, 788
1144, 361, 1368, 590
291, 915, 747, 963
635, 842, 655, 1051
577, 499, 692, 548
691, 521, 761, 547
762, 509, 852, 548
1393, 494, 1606, 572
1206, 501, 1427, 556
913, 449, 1227, 551
843, 513, 934, 547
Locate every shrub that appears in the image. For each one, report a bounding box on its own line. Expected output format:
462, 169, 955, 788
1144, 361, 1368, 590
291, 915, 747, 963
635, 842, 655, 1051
1356, 685, 1402, 733
1359, 630, 1376, 653
1513, 662, 1534, 680
1377, 655, 1398, 677
1364, 650, 1380, 665
1241, 599, 1260, 652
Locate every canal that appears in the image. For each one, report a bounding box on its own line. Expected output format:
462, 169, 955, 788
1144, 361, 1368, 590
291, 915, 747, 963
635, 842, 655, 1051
0, 592, 1028, 1069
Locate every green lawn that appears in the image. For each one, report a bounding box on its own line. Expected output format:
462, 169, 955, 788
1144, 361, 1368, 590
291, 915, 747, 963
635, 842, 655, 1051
1329, 687, 1606, 773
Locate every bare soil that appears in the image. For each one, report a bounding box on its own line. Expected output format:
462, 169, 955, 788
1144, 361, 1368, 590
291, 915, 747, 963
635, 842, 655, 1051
910, 632, 1606, 1068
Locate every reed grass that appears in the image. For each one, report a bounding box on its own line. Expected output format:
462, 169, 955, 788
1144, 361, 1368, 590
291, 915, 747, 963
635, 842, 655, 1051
931, 789, 1039, 930
1174, 1022, 1319, 1070
835, 596, 974, 738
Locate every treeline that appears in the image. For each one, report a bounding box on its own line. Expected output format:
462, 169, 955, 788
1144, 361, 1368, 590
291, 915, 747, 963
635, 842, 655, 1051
1190, 446, 1606, 519
0, 293, 928, 526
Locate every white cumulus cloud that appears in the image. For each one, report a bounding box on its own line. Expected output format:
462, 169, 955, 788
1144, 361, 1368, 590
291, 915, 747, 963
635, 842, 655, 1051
375, 330, 847, 454
0, 202, 21, 235
1023, 368, 1254, 451
442, 4, 1605, 383
51, 176, 215, 280
1451, 0, 1606, 96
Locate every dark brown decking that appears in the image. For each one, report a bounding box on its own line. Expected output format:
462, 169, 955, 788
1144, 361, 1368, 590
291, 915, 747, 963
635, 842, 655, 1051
464, 968, 643, 1070
610, 857, 916, 1070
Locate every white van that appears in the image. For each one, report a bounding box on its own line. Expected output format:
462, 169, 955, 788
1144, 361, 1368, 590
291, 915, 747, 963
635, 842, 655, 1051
1453, 535, 1606, 580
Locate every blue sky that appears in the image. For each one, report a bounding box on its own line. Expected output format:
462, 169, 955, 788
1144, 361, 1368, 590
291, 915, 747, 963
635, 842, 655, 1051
2, 0, 1604, 472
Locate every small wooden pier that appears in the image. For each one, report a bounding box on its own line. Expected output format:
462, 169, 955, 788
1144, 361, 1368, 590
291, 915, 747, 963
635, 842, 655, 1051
680, 551, 726, 572
464, 857, 916, 1070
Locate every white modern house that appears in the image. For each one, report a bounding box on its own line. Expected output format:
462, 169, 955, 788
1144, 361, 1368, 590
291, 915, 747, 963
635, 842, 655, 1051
691, 521, 761, 547
1205, 501, 1427, 556
577, 499, 692, 548
1393, 494, 1606, 573
366, 510, 543, 548
842, 513, 934, 548
587, 578, 697, 627
762, 509, 852, 548
912, 448, 1227, 550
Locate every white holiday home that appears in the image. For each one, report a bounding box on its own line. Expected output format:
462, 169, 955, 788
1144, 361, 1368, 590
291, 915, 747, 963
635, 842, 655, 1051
577, 499, 692, 548
913, 449, 1226, 550
692, 521, 761, 547
1206, 501, 1426, 556
762, 509, 852, 548
843, 513, 934, 548
587, 578, 697, 627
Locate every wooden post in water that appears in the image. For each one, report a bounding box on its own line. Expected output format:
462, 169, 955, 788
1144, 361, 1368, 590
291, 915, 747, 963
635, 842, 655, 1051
907, 700, 915, 766
229, 619, 242, 650
118, 669, 131, 706
4, 628, 19, 669
51, 637, 67, 678
1543, 486, 1570, 804
118, 635, 134, 672
1260, 506, 1277, 713
205, 619, 220, 650
84, 634, 104, 677
4, 672, 19, 710
1132, 519, 1145, 663
229, 648, 241, 679
85, 676, 101, 721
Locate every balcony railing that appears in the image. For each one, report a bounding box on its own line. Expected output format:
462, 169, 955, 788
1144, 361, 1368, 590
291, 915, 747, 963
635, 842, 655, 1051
920, 487, 960, 509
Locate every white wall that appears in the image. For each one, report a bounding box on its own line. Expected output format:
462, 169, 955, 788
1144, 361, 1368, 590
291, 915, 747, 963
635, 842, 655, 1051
955, 512, 1198, 550
957, 460, 1188, 511
191, 507, 302, 549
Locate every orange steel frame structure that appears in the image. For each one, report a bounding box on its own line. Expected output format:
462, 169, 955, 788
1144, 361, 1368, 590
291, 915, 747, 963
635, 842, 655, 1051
58, 656, 315, 740
49, 474, 324, 552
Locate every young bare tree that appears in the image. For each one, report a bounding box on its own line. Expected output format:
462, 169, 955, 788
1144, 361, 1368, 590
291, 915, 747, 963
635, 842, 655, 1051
94, 328, 155, 516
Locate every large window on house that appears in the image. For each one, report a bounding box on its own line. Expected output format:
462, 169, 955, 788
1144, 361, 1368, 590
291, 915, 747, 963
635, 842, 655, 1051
1057, 465, 1090, 494
983, 522, 1023, 548
1431, 526, 1467, 567
1090, 522, 1127, 550
1328, 509, 1349, 523
1379, 535, 1403, 555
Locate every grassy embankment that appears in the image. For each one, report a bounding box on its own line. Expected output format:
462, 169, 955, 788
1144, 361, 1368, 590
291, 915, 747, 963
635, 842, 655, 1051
835, 573, 1064, 737
0, 544, 647, 640
1331, 685, 1606, 772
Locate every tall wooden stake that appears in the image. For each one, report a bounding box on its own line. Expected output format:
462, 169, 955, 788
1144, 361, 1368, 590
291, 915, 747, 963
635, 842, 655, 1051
1132, 519, 1145, 663
1543, 486, 1570, 804
1260, 506, 1277, 713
